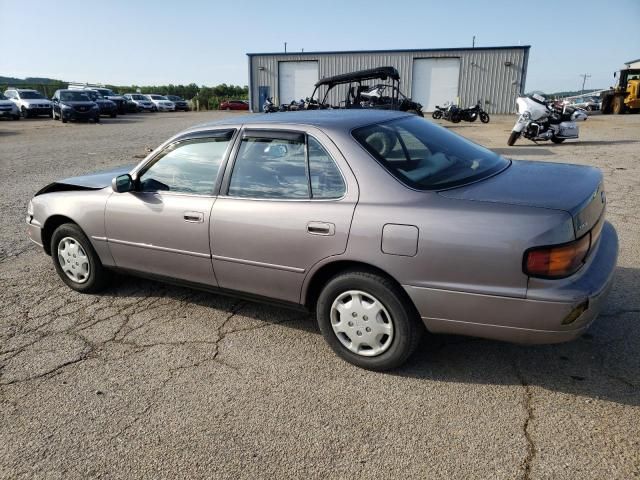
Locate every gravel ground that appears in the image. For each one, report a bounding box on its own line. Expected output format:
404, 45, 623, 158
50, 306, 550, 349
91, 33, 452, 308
1, 111, 638, 479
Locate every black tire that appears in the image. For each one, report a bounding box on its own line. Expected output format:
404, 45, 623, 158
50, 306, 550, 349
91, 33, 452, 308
613, 96, 626, 114
551, 137, 565, 144
507, 131, 520, 146
316, 270, 424, 371
94, 116, 100, 123
21, 107, 29, 118
432, 110, 443, 119
61, 115, 68, 123
51, 223, 110, 293
110, 113, 117, 118
450, 111, 462, 123
12, 114, 20, 121
479, 112, 490, 123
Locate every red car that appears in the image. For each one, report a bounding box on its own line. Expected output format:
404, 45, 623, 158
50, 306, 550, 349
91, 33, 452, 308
219, 100, 249, 111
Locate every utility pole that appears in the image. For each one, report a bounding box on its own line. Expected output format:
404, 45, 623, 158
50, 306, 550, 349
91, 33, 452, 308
472, 35, 476, 48
284, 42, 287, 53
579, 73, 591, 94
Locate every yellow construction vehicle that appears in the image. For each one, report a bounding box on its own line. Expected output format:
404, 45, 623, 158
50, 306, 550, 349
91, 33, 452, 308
601, 63, 640, 114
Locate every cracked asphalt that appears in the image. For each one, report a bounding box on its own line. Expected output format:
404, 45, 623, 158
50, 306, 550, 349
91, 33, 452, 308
1, 111, 639, 479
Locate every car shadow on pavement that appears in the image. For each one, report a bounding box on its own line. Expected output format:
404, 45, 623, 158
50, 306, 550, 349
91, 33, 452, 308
101, 266, 638, 406
396, 266, 640, 407
561, 140, 640, 146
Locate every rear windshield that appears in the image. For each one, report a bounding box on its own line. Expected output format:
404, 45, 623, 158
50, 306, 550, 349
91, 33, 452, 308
352, 116, 509, 190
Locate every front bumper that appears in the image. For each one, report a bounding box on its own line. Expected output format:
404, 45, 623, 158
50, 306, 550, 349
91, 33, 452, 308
0, 109, 17, 118
62, 108, 99, 121
26, 217, 43, 248
404, 221, 619, 344
26, 107, 52, 116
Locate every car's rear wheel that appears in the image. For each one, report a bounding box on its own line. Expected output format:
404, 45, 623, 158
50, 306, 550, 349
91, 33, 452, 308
316, 270, 423, 371
51, 223, 110, 293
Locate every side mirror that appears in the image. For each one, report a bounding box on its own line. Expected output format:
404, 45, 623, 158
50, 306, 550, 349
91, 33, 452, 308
112, 174, 135, 193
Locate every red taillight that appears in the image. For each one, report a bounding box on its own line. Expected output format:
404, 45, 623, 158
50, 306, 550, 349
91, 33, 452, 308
524, 233, 591, 279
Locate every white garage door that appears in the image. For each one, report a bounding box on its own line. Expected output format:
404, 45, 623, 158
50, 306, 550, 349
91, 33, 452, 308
278, 61, 319, 104
412, 58, 460, 111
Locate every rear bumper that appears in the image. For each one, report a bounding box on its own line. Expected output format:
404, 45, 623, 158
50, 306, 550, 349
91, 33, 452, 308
403, 222, 618, 344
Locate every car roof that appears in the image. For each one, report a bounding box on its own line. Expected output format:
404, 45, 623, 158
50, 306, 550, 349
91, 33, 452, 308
183, 109, 410, 135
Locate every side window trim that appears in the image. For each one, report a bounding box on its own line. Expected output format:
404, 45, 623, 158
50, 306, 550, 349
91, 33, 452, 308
134, 129, 237, 197
221, 128, 347, 201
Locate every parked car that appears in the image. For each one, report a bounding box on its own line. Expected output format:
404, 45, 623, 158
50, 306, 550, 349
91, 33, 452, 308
568, 96, 601, 111
84, 90, 118, 118
123, 93, 155, 112
145, 94, 175, 112
25, 110, 617, 371
219, 99, 249, 111
3, 88, 52, 118
68, 84, 128, 114
51, 89, 100, 123
166, 95, 190, 111
0, 93, 20, 120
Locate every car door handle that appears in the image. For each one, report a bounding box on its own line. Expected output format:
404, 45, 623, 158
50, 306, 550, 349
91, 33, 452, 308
307, 221, 335, 236
183, 211, 204, 223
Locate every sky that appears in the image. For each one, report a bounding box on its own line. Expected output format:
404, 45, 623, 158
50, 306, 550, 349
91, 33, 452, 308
1, 0, 639, 93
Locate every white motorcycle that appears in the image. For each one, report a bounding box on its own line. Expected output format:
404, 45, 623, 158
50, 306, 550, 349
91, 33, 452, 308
508, 93, 588, 146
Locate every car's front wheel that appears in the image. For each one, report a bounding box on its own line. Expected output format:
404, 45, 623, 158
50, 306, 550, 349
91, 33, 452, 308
316, 270, 423, 371
51, 223, 110, 293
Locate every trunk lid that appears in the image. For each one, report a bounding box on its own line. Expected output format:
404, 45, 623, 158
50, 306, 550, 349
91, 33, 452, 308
439, 160, 605, 236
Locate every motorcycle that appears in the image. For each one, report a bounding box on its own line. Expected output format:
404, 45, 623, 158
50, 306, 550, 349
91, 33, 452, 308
263, 97, 279, 113
508, 94, 587, 146
460, 102, 490, 123
432, 102, 462, 123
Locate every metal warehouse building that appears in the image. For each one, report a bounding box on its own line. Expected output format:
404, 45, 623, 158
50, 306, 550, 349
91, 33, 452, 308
247, 46, 530, 114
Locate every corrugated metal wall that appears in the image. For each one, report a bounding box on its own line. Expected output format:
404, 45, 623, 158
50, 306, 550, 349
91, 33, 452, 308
248, 47, 529, 114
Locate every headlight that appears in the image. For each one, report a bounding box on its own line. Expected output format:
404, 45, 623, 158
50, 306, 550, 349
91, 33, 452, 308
61, 104, 73, 110
522, 111, 531, 120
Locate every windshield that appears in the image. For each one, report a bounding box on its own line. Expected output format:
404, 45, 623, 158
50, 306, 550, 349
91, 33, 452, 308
97, 89, 116, 96
19, 91, 45, 99
85, 91, 102, 100
167, 95, 183, 101
0, 94, 6, 100
353, 116, 509, 190
132, 94, 146, 100
150, 95, 167, 100
60, 91, 92, 102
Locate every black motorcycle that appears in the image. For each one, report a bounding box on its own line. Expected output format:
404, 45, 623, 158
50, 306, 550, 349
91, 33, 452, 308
460, 102, 490, 123
432, 103, 462, 123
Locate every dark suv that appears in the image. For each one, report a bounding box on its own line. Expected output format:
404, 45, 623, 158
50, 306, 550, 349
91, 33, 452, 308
166, 95, 189, 111
84, 90, 118, 118
51, 90, 100, 123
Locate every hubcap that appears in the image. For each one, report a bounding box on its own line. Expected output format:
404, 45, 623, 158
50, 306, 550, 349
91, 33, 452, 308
330, 290, 394, 357
57, 237, 90, 284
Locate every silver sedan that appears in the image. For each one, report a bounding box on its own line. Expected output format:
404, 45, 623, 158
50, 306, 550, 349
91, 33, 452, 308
26, 110, 618, 370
